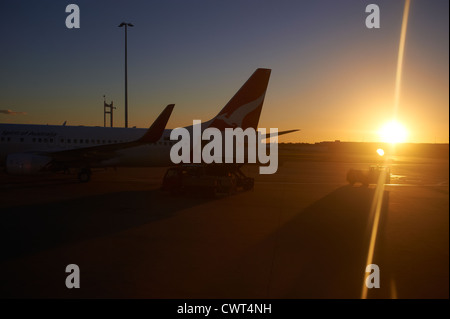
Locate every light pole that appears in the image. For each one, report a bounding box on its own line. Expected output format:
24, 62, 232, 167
118, 22, 134, 128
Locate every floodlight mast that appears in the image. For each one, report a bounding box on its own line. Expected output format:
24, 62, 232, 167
118, 22, 134, 128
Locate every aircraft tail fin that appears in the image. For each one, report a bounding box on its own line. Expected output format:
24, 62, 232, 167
207, 68, 271, 130
138, 104, 175, 143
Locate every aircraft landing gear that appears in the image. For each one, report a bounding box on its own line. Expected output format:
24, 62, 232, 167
78, 168, 92, 183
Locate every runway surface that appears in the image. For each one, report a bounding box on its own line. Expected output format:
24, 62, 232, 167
0, 154, 448, 298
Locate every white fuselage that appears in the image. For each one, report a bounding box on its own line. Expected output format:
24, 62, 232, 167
0, 123, 176, 167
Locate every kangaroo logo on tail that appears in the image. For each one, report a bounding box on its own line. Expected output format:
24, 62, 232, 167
207, 68, 271, 130
212, 93, 266, 129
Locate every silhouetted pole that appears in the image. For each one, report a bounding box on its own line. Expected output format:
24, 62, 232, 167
104, 95, 106, 127
118, 22, 134, 128
110, 101, 115, 127
103, 95, 116, 127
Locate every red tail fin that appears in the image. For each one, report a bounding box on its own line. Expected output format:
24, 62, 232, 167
207, 68, 271, 130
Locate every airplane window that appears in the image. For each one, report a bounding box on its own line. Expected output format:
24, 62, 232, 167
108, 140, 111, 144
85, 139, 89, 143
114, 140, 117, 143
60, 139, 64, 143
32, 138, 36, 142
91, 140, 95, 144
0, 137, 4, 142
80, 139, 83, 143
50, 138, 54, 143
102, 140, 106, 144
44, 138, 48, 143
38, 138, 42, 143
97, 140, 100, 144
68, 139, 71, 143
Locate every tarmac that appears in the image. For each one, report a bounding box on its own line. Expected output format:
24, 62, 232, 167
0, 152, 448, 298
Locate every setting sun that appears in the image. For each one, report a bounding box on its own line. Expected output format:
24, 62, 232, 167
378, 120, 408, 143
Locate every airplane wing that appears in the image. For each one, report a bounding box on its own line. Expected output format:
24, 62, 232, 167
199, 129, 300, 149
43, 104, 174, 166
262, 129, 300, 139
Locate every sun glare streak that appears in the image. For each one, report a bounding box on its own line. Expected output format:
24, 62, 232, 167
393, 0, 411, 118
361, 167, 387, 299
391, 278, 398, 299
363, 1, 412, 298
